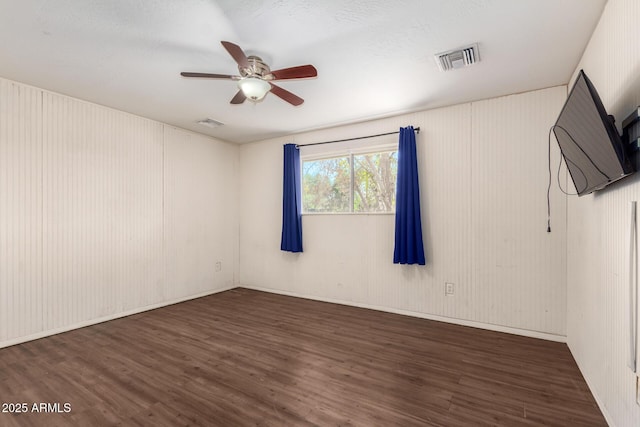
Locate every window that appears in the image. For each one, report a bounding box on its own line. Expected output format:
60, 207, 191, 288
302, 149, 398, 213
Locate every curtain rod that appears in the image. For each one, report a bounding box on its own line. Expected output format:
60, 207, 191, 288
296, 127, 420, 148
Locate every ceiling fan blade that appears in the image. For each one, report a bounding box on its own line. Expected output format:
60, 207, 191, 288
269, 83, 304, 106
230, 90, 247, 104
270, 65, 318, 80
221, 41, 250, 69
181, 72, 240, 80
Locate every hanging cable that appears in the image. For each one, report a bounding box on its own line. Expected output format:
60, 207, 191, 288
548, 125, 588, 232
547, 127, 552, 232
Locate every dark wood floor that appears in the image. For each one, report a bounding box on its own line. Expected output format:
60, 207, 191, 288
0, 288, 605, 426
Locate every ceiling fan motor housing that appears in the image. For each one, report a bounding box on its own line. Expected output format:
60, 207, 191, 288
241, 56, 272, 79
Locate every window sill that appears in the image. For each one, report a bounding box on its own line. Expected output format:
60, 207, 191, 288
302, 212, 395, 216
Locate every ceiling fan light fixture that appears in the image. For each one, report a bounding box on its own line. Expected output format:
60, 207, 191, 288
238, 77, 271, 102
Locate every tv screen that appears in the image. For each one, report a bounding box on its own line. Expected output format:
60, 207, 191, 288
553, 69, 633, 196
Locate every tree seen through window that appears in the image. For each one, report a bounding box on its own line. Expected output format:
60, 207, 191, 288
302, 150, 397, 213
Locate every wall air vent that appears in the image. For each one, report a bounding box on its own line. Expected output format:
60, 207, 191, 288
435, 44, 480, 72
197, 118, 224, 128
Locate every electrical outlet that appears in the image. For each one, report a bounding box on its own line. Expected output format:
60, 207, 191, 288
215, 261, 222, 272
445, 282, 455, 296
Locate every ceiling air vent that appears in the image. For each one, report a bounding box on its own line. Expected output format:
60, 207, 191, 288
435, 44, 480, 72
197, 118, 224, 128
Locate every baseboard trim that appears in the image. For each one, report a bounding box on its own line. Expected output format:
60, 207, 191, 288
0, 285, 236, 350
241, 285, 567, 343
2, 284, 567, 349
566, 343, 616, 427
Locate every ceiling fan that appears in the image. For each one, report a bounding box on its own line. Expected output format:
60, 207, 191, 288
181, 41, 317, 106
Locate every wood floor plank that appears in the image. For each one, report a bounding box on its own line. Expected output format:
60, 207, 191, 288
0, 288, 606, 426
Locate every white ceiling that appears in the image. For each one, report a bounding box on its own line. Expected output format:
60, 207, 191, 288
0, 0, 606, 144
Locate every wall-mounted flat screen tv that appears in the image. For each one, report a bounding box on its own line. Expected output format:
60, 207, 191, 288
553, 69, 634, 196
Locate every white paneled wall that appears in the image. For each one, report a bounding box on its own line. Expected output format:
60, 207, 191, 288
41, 92, 164, 329
566, 0, 640, 426
164, 126, 239, 299
0, 80, 43, 341
239, 86, 567, 338
471, 88, 567, 334
0, 78, 239, 347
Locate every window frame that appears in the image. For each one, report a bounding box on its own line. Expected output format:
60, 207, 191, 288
300, 143, 398, 215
